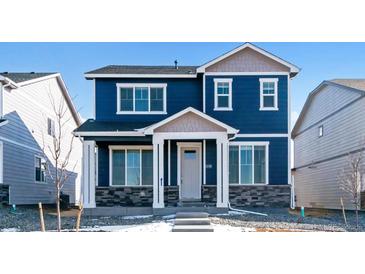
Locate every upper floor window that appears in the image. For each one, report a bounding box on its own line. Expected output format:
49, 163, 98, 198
47, 118, 55, 137
214, 78, 232, 111
116, 83, 167, 114
35, 156, 46, 183
259, 78, 278, 111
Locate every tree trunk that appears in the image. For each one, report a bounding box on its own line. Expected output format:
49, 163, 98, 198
56, 184, 61, 232
38, 202, 46, 232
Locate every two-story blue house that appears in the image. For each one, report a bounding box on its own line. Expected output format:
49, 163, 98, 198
74, 43, 300, 215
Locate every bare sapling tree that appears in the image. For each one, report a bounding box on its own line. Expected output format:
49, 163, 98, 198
339, 149, 364, 229
41, 89, 78, 232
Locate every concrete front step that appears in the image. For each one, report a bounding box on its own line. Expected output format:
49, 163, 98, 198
172, 225, 214, 232
174, 218, 211, 226
175, 212, 209, 219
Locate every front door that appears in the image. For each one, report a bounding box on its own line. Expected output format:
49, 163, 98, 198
180, 146, 201, 200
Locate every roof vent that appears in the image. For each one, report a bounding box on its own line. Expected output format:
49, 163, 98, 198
174, 60, 178, 70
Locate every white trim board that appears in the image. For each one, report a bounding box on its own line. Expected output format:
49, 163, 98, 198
85, 74, 197, 79
205, 72, 290, 76
73, 131, 145, 137
235, 133, 288, 138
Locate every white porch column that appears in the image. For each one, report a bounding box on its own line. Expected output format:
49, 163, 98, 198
153, 138, 164, 208
82, 140, 96, 208
216, 137, 229, 208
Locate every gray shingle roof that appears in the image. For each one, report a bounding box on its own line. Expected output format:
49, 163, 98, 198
0, 72, 56, 83
85, 65, 198, 77
330, 79, 365, 92
74, 119, 153, 133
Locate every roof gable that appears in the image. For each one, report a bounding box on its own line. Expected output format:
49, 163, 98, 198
143, 107, 238, 135
197, 43, 300, 76
292, 80, 365, 137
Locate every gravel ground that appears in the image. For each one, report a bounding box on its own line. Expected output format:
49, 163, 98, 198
1, 205, 364, 232
211, 207, 365, 232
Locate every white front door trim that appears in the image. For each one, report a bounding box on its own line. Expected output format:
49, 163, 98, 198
177, 142, 202, 200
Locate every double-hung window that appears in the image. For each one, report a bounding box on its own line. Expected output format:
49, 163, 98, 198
229, 142, 269, 185
214, 78, 232, 110
117, 83, 167, 114
110, 146, 153, 186
259, 78, 278, 111
35, 156, 46, 183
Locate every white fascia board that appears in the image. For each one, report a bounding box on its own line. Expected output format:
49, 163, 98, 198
85, 73, 197, 79
197, 43, 300, 74
143, 107, 239, 135
73, 131, 146, 137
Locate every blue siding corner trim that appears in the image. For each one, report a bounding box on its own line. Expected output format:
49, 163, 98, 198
205, 75, 288, 133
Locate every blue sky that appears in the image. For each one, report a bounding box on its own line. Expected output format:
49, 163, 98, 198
1, 42, 365, 126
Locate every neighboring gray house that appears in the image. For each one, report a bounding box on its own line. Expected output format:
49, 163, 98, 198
0, 72, 82, 205
292, 79, 365, 210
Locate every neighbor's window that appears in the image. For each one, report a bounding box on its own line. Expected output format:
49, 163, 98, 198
260, 78, 278, 110
110, 147, 153, 186
35, 156, 46, 183
229, 143, 268, 185
47, 118, 55, 137
318, 125, 324, 137
117, 84, 166, 113
214, 79, 232, 110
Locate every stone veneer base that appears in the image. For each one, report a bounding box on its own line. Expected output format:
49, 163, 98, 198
202, 184, 291, 207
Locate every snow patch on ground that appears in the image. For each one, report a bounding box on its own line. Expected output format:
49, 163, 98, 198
212, 224, 255, 232
122, 215, 153, 220
80, 221, 173, 232
161, 214, 176, 220
1, 228, 20, 232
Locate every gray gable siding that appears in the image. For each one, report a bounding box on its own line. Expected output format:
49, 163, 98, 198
296, 84, 362, 134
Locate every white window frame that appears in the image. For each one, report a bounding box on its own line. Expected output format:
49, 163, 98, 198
318, 125, 324, 137
34, 155, 46, 183
229, 141, 269, 185
214, 78, 233, 111
116, 83, 167, 114
259, 78, 279, 111
109, 145, 153, 187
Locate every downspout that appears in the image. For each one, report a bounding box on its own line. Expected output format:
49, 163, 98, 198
226, 132, 268, 217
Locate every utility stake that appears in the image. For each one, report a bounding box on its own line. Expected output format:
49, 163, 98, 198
38, 202, 46, 232
300, 206, 305, 218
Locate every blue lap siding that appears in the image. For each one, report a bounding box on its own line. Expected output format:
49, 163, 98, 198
205, 75, 288, 133
95, 77, 203, 122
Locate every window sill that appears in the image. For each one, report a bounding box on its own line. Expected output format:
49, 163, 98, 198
259, 107, 279, 111
35, 181, 47, 184
213, 108, 233, 111
229, 183, 269, 186
109, 185, 153, 187
116, 111, 167, 115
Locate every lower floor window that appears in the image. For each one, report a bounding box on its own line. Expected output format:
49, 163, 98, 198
229, 143, 268, 185
35, 156, 46, 183
110, 147, 153, 186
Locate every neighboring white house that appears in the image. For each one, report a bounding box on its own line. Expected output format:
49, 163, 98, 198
0, 72, 82, 205
292, 79, 365, 210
